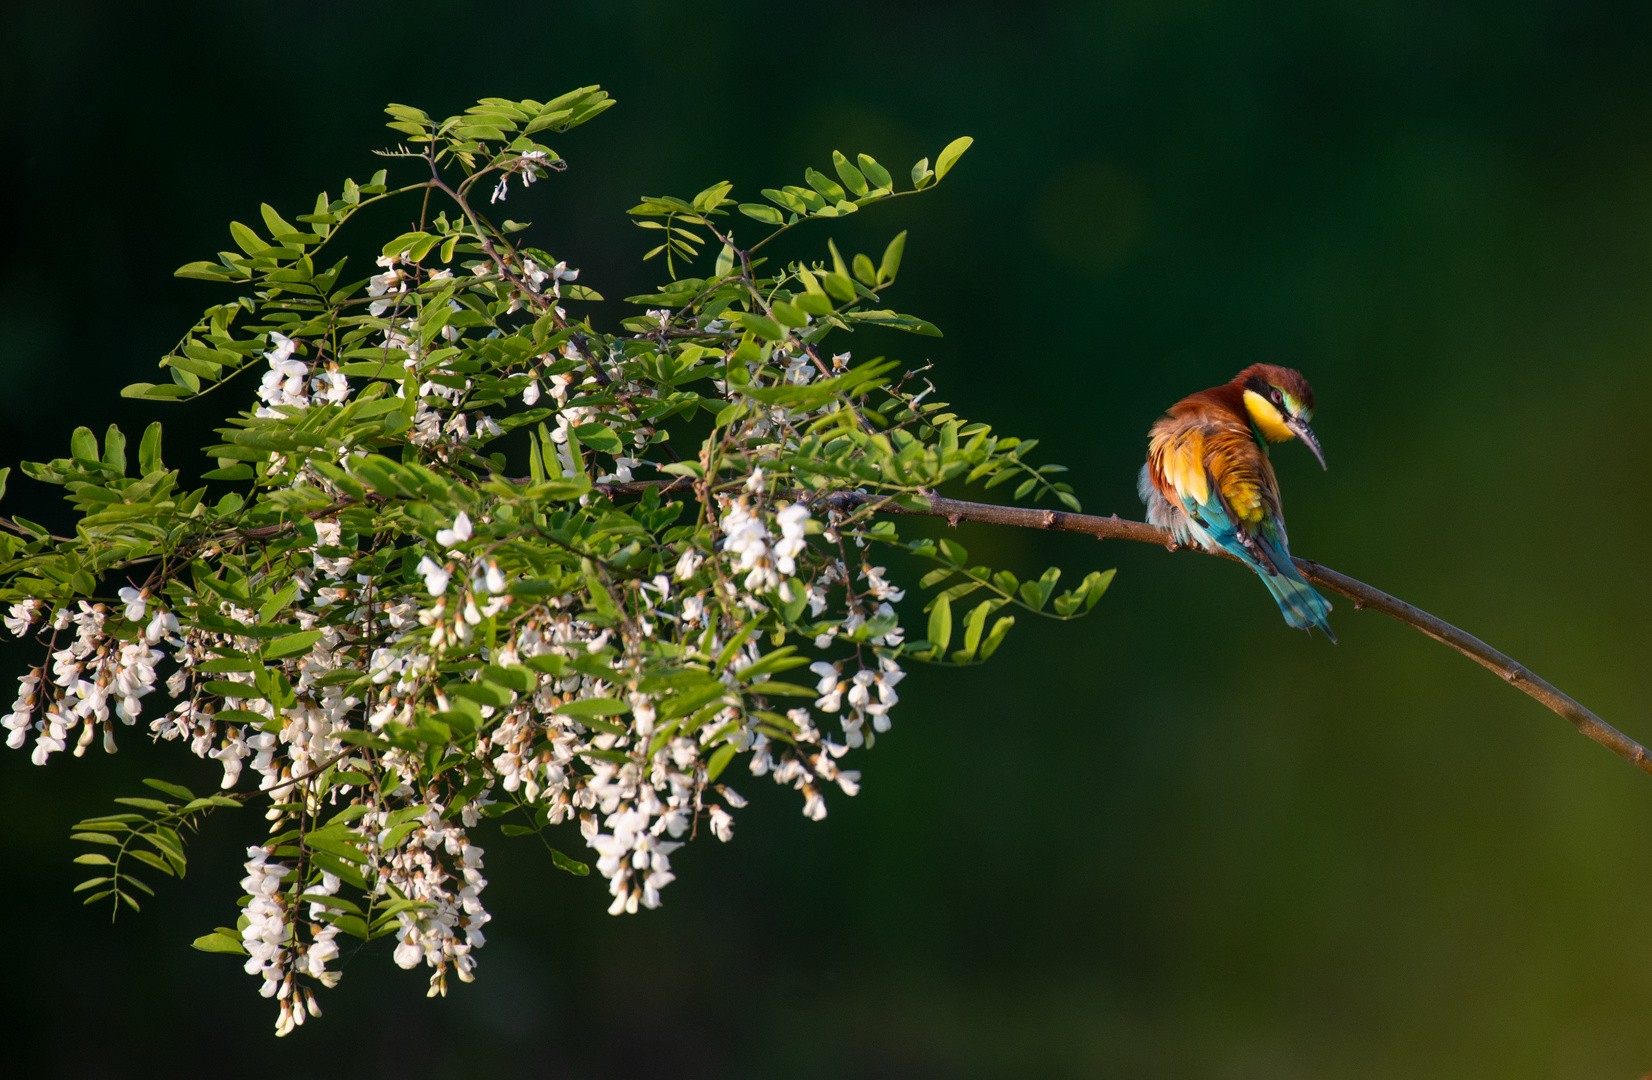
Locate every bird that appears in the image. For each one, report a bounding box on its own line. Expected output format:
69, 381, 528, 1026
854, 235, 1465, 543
1138, 363, 1337, 641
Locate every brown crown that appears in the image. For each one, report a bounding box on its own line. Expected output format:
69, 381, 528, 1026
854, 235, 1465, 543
1233, 363, 1315, 414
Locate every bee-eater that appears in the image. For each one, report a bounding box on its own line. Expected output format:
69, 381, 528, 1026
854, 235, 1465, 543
1138, 363, 1336, 641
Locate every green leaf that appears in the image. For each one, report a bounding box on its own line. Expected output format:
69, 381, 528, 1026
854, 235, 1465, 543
138, 422, 164, 475
739, 203, 784, 225
927, 594, 953, 654
804, 167, 846, 202
571, 423, 624, 455
738, 313, 785, 341
692, 180, 733, 212
202, 680, 267, 701
1037, 566, 1061, 605
102, 425, 127, 475
229, 221, 265, 255
771, 301, 807, 328
821, 272, 857, 303
551, 848, 590, 876
554, 698, 630, 717
794, 293, 832, 316
762, 188, 811, 214
174, 261, 238, 282
112, 797, 171, 811
450, 680, 514, 708
265, 630, 324, 658
260, 203, 300, 238
980, 616, 1016, 659
935, 136, 974, 180
129, 849, 176, 876
857, 153, 893, 190
706, 742, 739, 783
191, 932, 248, 955
121, 382, 194, 400
1083, 568, 1117, 610
832, 151, 869, 196
879, 231, 907, 285
259, 583, 299, 624
142, 779, 194, 801
746, 681, 815, 698
71, 833, 121, 846
919, 567, 953, 589
70, 426, 97, 464
960, 598, 1002, 660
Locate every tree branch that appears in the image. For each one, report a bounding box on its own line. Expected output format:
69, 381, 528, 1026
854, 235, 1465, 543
588, 479, 1652, 776
839, 491, 1652, 777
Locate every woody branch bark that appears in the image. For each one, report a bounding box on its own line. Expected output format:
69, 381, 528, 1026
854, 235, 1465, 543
594, 479, 1652, 777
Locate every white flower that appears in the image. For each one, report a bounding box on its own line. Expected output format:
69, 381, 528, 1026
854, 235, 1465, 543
4, 600, 42, 637
863, 565, 906, 603
144, 610, 179, 644
436, 512, 472, 548
314, 369, 350, 405
810, 660, 840, 696
518, 150, 550, 181
267, 332, 298, 364
368, 256, 412, 316
417, 556, 451, 595
522, 380, 541, 406
719, 499, 778, 593
117, 587, 146, 623
774, 503, 810, 575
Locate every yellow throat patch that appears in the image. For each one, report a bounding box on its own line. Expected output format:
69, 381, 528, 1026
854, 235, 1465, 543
1242, 389, 1295, 443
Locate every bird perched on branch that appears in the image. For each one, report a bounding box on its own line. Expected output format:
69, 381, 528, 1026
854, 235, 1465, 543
1139, 364, 1336, 641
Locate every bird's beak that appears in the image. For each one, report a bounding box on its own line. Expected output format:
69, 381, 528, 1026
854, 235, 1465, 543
1286, 415, 1328, 470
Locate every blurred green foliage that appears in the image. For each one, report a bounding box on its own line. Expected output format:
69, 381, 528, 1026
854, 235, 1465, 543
4, 1, 1652, 1077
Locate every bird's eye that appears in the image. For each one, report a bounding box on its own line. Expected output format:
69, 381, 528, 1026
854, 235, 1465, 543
1270, 388, 1283, 404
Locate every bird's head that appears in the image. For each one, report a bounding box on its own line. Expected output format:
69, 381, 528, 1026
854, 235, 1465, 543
1235, 364, 1326, 469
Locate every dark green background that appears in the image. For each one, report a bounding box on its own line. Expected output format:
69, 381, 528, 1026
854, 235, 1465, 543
4, 2, 1652, 1076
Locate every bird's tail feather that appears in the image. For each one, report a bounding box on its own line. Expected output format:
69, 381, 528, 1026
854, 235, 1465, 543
1256, 563, 1337, 642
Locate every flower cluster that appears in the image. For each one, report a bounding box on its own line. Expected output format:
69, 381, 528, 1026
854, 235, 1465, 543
257, 332, 349, 416
2, 597, 173, 764
0, 93, 1088, 1035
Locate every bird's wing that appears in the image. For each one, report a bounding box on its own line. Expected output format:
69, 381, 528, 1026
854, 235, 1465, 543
1147, 418, 1210, 509
1182, 425, 1293, 574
